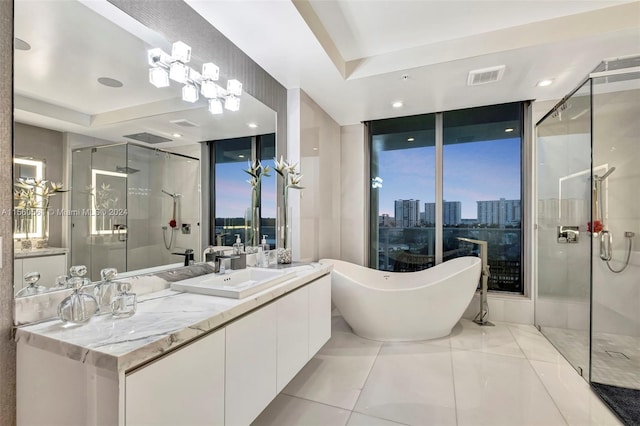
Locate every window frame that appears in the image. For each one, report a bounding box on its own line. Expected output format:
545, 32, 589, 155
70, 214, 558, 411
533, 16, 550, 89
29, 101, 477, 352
367, 102, 528, 295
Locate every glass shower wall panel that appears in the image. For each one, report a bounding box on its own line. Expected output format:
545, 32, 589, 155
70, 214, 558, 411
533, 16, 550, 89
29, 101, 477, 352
71, 144, 128, 281
70, 148, 93, 278
126, 145, 200, 270
590, 67, 640, 389
536, 81, 592, 376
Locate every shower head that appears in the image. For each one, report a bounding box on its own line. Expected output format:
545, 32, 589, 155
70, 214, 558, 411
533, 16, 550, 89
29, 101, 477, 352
162, 189, 181, 199
116, 165, 140, 174
596, 166, 616, 182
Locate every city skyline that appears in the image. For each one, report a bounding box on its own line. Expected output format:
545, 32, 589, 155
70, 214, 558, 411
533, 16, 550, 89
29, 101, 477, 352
216, 137, 520, 220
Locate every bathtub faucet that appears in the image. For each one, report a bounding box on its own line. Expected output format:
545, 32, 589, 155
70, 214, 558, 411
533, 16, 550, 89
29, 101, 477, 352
456, 237, 493, 327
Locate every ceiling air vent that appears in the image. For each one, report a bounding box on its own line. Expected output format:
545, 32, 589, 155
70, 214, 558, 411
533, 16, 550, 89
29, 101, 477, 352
170, 119, 200, 128
123, 132, 172, 144
467, 65, 506, 86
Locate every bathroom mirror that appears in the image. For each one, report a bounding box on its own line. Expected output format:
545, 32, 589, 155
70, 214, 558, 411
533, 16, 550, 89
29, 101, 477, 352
13, 0, 276, 293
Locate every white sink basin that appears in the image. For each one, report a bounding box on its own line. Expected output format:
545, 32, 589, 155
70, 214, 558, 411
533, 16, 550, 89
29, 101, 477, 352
170, 268, 297, 299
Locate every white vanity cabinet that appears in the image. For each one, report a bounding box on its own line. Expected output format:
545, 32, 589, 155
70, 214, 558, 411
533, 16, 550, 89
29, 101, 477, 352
308, 275, 331, 355
125, 328, 226, 426
276, 285, 310, 393
14, 252, 67, 293
17, 269, 332, 426
225, 303, 277, 426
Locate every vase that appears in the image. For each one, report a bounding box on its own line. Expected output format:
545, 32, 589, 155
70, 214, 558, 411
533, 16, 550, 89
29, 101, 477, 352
277, 206, 292, 264
245, 206, 260, 248
35, 207, 49, 249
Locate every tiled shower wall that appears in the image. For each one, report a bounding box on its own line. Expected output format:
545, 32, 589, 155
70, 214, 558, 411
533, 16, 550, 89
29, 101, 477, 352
591, 87, 640, 337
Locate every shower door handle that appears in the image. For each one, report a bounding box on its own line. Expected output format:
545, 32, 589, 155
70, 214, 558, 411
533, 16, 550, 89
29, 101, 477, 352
114, 224, 127, 242
599, 230, 612, 261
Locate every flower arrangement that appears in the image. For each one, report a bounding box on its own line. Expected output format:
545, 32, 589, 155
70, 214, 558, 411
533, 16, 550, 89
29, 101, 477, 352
86, 183, 119, 232
273, 156, 303, 262
14, 178, 66, 245
244, 160, 271, 247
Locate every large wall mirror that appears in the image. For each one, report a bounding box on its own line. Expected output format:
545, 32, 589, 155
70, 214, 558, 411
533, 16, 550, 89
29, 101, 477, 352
13, 0, 276, 295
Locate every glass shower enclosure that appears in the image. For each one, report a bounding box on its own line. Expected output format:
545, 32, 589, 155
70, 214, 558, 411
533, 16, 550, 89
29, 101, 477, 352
536, 56, 640, 424
71, 143, 200, 281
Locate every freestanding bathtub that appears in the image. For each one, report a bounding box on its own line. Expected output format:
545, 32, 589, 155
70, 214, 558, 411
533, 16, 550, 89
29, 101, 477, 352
320, 257, 481, 341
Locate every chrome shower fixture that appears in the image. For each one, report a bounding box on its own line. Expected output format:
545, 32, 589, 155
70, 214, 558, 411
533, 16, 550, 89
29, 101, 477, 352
595, 166, 616, 182
161, 189, 181, 199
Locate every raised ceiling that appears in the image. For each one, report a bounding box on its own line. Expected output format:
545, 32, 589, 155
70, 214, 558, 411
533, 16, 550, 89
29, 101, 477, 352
14, 0, 276, 148
186, 0, 640, 125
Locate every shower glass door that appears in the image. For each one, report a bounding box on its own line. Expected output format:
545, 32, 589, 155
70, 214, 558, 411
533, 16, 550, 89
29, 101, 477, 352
589, 59, 640, 418
71, 144, 128, 281
535, 80, 592, 377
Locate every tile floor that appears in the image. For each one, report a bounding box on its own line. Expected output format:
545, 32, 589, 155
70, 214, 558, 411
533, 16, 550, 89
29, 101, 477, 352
253, 316, 622, 426
543, 326, 640, 389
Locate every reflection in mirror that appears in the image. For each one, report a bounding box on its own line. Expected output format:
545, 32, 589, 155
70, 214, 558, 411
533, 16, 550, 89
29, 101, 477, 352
13, 0, 276, 296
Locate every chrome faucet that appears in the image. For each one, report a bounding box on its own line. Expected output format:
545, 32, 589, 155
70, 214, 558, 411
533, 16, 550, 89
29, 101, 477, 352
173, 249, 194, 266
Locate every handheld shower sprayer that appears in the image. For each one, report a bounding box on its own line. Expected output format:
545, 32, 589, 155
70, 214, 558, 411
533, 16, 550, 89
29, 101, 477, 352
593, 166, 633, 273
161, 189, 182, 250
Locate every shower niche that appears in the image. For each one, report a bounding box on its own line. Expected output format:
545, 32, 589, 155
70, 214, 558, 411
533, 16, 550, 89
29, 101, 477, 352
71, 143, 200, 281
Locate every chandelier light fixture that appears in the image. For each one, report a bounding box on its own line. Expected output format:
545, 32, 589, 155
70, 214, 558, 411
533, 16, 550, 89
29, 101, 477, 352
148, 41, 242, 114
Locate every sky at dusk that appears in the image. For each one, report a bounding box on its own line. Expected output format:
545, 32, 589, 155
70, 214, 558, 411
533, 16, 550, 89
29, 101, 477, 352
215, 137, 520, 220
375, 138, 521, 218
215, 159, 277, 219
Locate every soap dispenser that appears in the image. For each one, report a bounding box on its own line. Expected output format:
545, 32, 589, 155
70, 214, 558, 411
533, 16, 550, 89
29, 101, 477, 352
15, 272, 48, 297
232, 234, 244, 255
260, 235, 270, 267
58, 265, 99, 325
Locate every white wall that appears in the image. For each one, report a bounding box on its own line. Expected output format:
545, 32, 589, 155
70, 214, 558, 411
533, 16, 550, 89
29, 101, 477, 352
287, 89, 341, 262
340, 124, 366, 265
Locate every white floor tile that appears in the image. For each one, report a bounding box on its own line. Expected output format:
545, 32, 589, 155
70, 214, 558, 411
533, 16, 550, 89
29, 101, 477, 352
509, 324, 567, 363
252, 394, 351, 426
283, 319, 382, 410
347, 412, 408, 426
450, 319, 525, 359
354, 342, 457, 426
453, 350, 567, 426
530, 359, 623, 426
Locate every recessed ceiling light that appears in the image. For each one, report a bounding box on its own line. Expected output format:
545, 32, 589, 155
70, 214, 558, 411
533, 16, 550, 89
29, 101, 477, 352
407, 137, 415, 142
97, 77, 124, 88
238, 154, 245, 158
504, 128, 514, 133
15, 37, 31, 51
313, 147, 318, 151
172, 133, 183, 138
247, 123, 258, 128
537, 79, 553, 87
392, 101, 403, 108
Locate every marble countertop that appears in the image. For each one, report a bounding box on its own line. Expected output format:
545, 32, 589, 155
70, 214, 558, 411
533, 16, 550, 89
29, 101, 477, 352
14, 247, 68, 259
15, 263, 331, 372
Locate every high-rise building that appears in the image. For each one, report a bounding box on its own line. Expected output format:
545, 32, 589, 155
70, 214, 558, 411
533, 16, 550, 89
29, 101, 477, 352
424, 202, 436, 225
423, 201, 461, 225
395, 199, 420, 227
379, 213, 394, 227
477, 198, 521, 226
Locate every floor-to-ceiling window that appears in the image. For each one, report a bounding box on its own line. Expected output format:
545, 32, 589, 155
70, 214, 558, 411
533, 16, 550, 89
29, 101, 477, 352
210, 134, 276, 247
369, 114, 436, 271
369, 102, 524, 293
